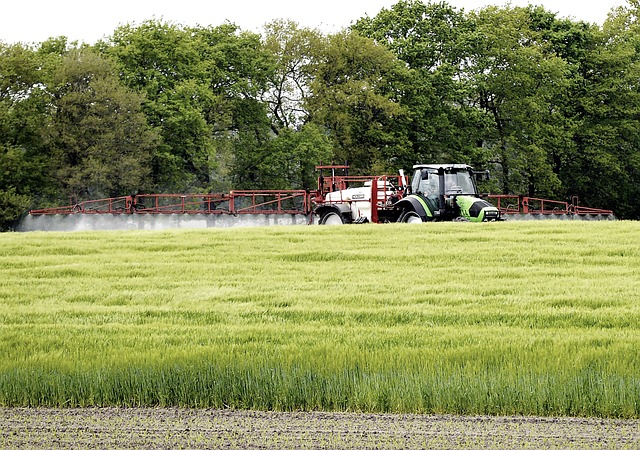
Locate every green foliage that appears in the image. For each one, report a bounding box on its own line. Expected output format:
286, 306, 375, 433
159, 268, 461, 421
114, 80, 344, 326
105, 21, 275, 192
0, 222, 639, 417
306, 30, 412, 173
353, 0, 486, 166
42, 48, 157, 200
237, 124, 332, 190
1, 1, 640, 222
262, 20, 323, 130
0, 187, 30, 231
0, 43, 56, 219
0, 146, 41, 230
562, 5, 640, 219
465, 6, 572, 197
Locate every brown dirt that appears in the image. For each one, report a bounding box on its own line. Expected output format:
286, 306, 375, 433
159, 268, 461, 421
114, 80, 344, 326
1, 408, 639, 449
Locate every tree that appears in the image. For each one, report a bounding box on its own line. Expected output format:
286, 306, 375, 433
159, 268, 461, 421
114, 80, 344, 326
226, 21, 334, 189
563, 1, 640, 218
524, 7, 596, 194
104, 21, 275, 192
0, 149, 34, 231
464, 5, 573, 197
0, 42, 52, 229
261, 20, 323, 132
305, 30, 411, 174
42, 47, 158, 200
353, 0, 488, 167
232, 122, 332, 190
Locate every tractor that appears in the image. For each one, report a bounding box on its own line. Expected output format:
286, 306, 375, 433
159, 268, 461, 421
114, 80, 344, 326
313, 163, 501, 224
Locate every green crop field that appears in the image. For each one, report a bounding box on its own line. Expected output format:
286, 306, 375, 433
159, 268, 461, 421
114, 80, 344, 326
0, 221, 639, 418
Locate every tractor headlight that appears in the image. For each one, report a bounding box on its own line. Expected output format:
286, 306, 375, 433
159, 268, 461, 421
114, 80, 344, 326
483, 209, 499, 221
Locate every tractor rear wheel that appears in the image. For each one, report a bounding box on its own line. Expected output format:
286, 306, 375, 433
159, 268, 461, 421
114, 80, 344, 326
320, 211, 345, 225
399, 210, 423, 224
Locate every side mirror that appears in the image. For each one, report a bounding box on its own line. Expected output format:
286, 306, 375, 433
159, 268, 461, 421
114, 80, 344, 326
421, 169, 429, 180
474, 170, 490, 181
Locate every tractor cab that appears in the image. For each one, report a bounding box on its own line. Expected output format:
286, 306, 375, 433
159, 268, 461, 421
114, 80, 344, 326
411, 164, 480, 198
398, 164, 500, 222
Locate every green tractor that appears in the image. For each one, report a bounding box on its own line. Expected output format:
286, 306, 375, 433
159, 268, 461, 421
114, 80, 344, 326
394, 164, 501, 223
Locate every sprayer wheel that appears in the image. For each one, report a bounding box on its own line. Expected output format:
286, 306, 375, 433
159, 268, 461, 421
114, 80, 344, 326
320, 212, 345, 225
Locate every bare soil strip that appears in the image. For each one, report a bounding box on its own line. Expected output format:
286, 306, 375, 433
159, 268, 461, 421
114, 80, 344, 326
1, 408, 639, 449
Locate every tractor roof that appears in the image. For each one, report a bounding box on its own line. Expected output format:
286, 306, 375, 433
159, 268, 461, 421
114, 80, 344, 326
412, 164, 473, 171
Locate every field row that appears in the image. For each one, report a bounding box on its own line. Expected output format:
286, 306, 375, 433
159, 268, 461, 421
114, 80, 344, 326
2, 408, 639, 449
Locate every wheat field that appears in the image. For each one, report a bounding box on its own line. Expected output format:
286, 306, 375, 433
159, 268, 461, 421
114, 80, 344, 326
1, 221, 638, 417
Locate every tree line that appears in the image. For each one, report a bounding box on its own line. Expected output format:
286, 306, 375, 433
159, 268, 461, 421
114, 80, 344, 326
2, 0, 640, 229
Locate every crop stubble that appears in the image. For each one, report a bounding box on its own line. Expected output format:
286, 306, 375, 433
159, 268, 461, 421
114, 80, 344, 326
1, 408, 639, 449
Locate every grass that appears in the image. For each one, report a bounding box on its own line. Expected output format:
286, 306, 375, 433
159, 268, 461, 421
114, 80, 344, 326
0, 221, 639, 417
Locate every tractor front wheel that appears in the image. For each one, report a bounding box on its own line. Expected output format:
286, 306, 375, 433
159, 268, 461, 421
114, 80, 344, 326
320, 211, 345, 225
399, 210, 423, 224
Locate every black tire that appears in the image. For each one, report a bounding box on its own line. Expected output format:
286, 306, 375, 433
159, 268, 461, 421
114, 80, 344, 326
399, 210, 423, 224
320, 211, 345, 225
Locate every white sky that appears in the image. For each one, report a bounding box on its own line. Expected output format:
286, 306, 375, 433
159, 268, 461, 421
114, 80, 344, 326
0, 0, 627, 45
